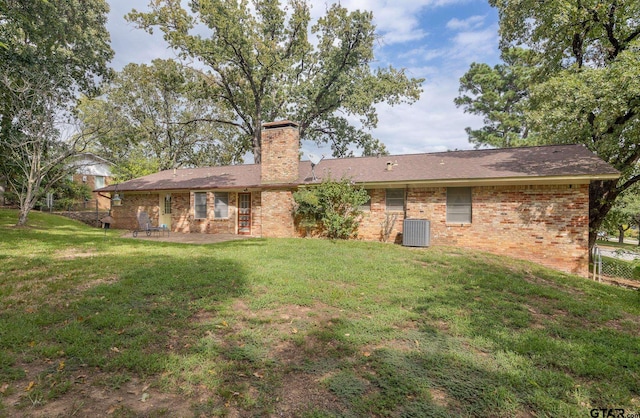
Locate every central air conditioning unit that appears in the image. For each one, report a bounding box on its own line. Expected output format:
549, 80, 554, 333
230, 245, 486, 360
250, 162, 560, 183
402, 219, 430, 247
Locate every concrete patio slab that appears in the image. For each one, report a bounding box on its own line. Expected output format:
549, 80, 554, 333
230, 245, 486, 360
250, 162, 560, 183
121, 232, 253, 244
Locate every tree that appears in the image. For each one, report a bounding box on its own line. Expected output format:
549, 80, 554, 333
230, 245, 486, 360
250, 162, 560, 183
0, 0, 113, 137
293, 178, 369, 239
0, 0, 113, 226
79, 59, 242, 179
601, 188, 640, 244
0, 77, 100, 226
454, 48, 536, 148
127, 0, 422, 162
456, 0, 640, 248
49, 178, 93, 212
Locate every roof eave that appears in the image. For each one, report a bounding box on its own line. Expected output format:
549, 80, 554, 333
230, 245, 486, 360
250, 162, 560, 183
347, 173, 620, 188
96, 182, 299, 193
97, 173, 619, 193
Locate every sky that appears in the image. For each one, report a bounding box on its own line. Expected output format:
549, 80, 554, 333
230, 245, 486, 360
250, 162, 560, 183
105, 0, 501, 160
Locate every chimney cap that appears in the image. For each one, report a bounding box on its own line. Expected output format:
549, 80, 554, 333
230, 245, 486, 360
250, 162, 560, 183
262, 120, 299, 130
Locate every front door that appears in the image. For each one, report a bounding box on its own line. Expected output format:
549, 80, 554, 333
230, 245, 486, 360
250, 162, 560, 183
238, 193, 251, 235
159, 193, 172, 230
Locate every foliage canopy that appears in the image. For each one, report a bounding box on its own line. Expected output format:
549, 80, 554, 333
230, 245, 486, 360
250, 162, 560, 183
0, 0, 113, 226
456, 0, 640, 246
79, 59, 241, 180
127, 0, 423, 162
293, 178, 369, 239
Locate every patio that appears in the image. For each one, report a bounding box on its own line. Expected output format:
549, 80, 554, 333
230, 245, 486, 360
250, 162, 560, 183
121, 231, 253, 244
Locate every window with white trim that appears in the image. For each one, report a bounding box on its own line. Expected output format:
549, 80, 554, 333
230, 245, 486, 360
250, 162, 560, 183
386, 189, 404, 211
194, 192, 207, 219
214, 192, 229, 218
446, 187, 472, 223
94, 176, 105, 189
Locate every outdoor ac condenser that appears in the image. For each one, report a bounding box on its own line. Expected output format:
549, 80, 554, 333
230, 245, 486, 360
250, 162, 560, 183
402, 219, 430, 247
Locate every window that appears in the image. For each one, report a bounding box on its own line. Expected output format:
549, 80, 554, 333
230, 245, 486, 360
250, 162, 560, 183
94, 176, 105, 189
359, 190, 372, 211
194, 192, 207, 219
214, 192, 229, 218
447, 187, 472, 223
386, 189, 404, 211
164, 195, 172, 215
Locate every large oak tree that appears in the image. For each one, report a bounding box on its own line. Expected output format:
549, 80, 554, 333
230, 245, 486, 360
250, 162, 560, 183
128, 0, 423, 162
456, 0, 640, 248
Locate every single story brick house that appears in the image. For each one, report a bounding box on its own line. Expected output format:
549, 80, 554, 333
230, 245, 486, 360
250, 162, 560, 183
97, 120, 619, 276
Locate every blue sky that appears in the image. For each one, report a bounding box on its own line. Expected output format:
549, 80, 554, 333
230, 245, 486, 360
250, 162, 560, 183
106, 0, 501, 159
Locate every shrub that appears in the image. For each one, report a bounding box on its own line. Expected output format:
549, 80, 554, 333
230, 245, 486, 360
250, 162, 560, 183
293, 178, 369, 240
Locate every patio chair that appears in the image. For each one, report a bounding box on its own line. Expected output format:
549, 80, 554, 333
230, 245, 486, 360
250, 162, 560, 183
133, 211, 169, 237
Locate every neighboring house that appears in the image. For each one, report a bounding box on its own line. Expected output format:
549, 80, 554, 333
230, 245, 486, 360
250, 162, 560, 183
97, 121, 619, 276
71, 153, 113, 210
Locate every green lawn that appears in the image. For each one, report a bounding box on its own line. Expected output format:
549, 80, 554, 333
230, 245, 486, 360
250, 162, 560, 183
1, 209, 639, 417
596, 239, 640, 251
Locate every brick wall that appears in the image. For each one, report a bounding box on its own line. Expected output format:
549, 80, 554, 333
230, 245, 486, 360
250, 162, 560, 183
258, 121, 299, 238
171, 192, 191, 233
251, 192, 263, 237
261, 122, 299, 184
261, 190, 295, 238
356, 184, 590, 276
110, 193, 159, 230
358, 189, 405, 243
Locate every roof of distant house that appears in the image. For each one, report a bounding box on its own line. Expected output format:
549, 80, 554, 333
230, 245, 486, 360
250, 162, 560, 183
96, 144, 619, 192
72, 153, 114, 177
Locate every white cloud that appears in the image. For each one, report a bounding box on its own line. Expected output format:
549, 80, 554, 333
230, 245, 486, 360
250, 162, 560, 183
449, 25, 499, 63
446, 15, 486, 30
107, 2, 178, 70
308, 0, 471, 46
372, 74, 480, 154
304, 73, 482, 158
394, 24, 499, 71
398, 48, 445, 64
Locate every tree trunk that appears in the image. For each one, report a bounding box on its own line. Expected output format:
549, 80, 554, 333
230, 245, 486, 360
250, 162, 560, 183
17, 205, 30, 226
15, 173, 39, 227
252, 120, 262, 164
589, 180, 619, 248
618, 227, 626, 244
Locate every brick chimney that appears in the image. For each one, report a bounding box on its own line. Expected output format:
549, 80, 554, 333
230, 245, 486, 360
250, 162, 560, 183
260, 121, 300, 184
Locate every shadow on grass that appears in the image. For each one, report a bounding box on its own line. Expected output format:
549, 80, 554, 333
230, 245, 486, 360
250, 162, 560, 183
290, 315, 514, 417
0, 249, 248, 384
408, 257, 640, 415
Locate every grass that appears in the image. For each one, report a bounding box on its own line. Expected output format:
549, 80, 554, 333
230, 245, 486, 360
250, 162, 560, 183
596, 239, 640, 251
1, 208, 639, 417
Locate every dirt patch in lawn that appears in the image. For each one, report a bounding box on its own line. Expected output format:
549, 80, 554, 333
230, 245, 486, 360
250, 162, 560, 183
522, 274, 586, 296
54, 248, 98, 260
273, 372, 344, 417
1, 298, 427, 417
599, 275, 640, 289
1, 362, 193, 418
429, 387, 451, 407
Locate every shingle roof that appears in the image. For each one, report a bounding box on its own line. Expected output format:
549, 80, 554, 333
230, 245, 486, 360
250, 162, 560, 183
99, 164, 262, 192
97, 144, 619, 192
